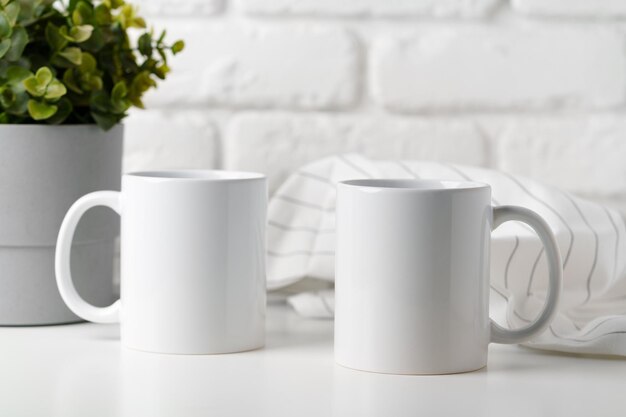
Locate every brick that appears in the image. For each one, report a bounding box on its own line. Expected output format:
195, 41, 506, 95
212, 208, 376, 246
134, 0, 222, 16
142, 21, 360, 110
236, 0, 500, 17
226, 113, 487, 193
496, 116, 626, 198
372, 28, 625, 112
123, 109, 218, 173
512, 0, 626, 17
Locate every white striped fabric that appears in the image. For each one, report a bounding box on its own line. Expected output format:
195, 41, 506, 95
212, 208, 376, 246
268, 154, 626, 356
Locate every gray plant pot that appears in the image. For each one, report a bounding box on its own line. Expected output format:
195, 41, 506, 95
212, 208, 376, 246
0, 124, 122, 325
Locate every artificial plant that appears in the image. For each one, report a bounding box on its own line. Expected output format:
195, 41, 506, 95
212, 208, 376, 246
0, 0, 184, 130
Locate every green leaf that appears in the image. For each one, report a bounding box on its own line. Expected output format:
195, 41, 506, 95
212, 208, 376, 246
23, 67, 54, 97
5, 90, 27, 114
63, 69, 82, 94
46, 98, 72, 124
128, 94, 144, 109
128, 71, 154, 108
154, 64, 169, 80
68, 0, 80, 12
0, 112, 8, 123
118, 4, 134, 28
27, 99, 57, 120
110, 99, 128, 113
111, 81, 126, 101
72, 1, 93, 25
46, 23, 68, 51
5, 1, 20, 26
110, 81, 127, 112
58, 47, 82, 65
69, 25, 93, 42
157, 30, 166, 45
0, 87, 15, 108
16, 0, 34, 21
79, 52, 97, 71
44, 79, 66, 100
35, 67, 53, 86
81, 27, 104, 52
59, 25, 93, 43
6, 66, 31, 87
94, 4, 112, 25
156, 47, 167, 64
137, 33, 152, 57
85, 74, 102, 90
0, 38, 10, 59
0, 11, 12, 38
132, 17, 145, 29
23, 75, 45, 97
91, 111, 118, 130
5, 27, 27, 61
90, 90, 110, 112
104, 0, 124, 10
171, 40, 184, 55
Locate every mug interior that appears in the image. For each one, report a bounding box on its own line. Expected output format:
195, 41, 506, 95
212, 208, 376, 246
126, 170, 265, 181
341, 179, 487, 190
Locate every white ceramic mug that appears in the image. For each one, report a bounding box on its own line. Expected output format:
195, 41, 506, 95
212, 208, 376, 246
55, 170, 267, 354
335, 179, 562, 374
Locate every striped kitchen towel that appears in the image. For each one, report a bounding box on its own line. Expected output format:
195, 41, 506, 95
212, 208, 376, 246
267, 154, 626, 356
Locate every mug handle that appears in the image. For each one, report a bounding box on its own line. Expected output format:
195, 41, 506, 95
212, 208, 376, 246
490, 205, 563, 344
55, 191, 121, 323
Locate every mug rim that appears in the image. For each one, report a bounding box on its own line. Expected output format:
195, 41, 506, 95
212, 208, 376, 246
124, 169, 265, 182
339, 179, 489, 192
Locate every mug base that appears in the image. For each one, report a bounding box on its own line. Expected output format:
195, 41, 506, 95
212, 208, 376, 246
335, 360, 487, 375
122, 342, 265, 355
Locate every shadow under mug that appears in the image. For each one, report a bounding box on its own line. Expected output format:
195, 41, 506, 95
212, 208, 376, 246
55, 170, 267, 354
335, 179, 563, 375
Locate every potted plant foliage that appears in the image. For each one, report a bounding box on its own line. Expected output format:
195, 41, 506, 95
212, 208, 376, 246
0, 0, 183, 325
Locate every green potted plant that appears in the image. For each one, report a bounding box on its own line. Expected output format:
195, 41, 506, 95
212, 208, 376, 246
0, 0, 183, 325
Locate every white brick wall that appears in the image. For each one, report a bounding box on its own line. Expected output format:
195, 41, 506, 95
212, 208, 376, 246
124, 109, 219, 172
127, 0, 626, 217
226, 113, 487, 192
236, 0, 501, 18
496, 116, 626, 198
133, 0, 222, 16
143, 21, 360, 110
512, 0, 626, 17
372, 28, 625, 111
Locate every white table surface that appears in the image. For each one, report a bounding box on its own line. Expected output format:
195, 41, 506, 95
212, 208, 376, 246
1, 302, 625, 417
